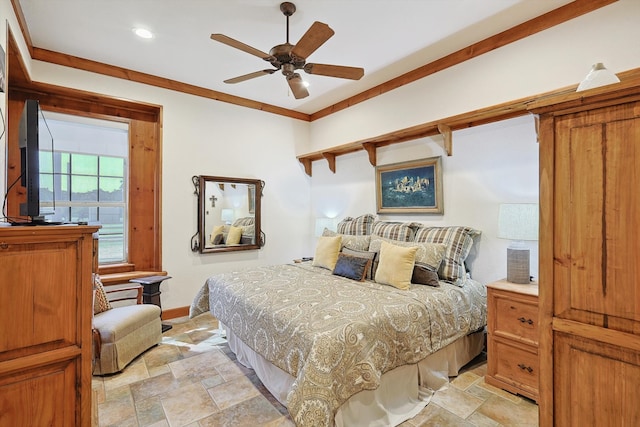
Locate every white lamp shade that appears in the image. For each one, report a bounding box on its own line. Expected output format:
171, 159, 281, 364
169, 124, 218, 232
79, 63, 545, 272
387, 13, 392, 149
498, 203, 539, 241
576, 63, 620, 92
221, 209, 234, 224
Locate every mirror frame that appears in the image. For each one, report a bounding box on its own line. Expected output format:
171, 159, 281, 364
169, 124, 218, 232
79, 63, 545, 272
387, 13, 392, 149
197, 175, 263, 254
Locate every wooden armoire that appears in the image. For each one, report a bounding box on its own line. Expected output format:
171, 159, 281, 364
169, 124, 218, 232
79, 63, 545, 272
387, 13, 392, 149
0, 225, 100, 426
531, 78, 640, 426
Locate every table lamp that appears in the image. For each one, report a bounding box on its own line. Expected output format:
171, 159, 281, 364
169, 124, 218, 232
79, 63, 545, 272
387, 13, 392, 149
497, 203, 538, 284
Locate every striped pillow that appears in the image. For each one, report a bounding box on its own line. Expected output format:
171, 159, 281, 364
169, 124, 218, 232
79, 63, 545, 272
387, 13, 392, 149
413, 226, 480, 286
371, 221, 415, 242
336, 214, 376, 235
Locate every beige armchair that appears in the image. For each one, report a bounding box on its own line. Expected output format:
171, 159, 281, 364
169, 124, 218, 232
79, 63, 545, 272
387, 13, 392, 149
92, 279, 162, 375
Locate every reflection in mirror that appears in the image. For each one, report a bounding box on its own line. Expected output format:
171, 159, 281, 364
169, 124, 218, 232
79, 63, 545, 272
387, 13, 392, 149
197, 175, 263, 253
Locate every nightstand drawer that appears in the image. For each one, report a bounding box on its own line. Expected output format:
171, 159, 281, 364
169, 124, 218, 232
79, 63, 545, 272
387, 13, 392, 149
493, 295, 538, 345
490, 339, 539, 398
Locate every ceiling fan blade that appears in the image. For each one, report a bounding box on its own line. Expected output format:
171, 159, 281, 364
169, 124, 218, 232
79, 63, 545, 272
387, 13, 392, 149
287, 73, 309, 99
211, 34, 274, 61
304, 63, 364, 80
290, 21, 334, 60
223, 69, 276, 84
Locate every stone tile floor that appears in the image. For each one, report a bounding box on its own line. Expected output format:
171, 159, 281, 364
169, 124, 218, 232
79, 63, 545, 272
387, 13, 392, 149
93, 313, 538, 426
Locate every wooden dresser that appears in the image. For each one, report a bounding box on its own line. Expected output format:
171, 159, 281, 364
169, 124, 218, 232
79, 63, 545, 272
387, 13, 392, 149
531, 79, 640, 426
485, 279, 539, 402
0, 225, 100, 426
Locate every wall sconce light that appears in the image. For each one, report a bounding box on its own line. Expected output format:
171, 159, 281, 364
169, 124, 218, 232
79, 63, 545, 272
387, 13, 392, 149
497, 203, 539, 284
576, 63, 620, 92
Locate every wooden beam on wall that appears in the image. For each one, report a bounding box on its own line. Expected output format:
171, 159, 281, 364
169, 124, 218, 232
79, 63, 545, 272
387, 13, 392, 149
437, 124, 452, 156
322, 153, 337, 173
310, 0, 618, 121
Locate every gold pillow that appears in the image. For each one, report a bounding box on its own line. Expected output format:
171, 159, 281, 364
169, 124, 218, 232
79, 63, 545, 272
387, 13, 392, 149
375, 241, 417, 290
210, 225, 225, 244
226, 225, 243, 245
312, 235, 342, 270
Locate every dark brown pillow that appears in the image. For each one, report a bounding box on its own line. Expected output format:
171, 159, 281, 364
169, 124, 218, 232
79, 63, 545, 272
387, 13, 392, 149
332, 253, 372, 282
412, 263, 440, 287
341, 247, 377, 280
212, 233, 225, 245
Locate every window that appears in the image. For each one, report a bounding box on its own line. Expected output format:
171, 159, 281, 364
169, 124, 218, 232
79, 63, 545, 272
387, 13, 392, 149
41, 113, 129, 264
7, 83, 162, 274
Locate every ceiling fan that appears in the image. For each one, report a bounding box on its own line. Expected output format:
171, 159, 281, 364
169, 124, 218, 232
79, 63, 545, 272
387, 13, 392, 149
210, 1, 364, 99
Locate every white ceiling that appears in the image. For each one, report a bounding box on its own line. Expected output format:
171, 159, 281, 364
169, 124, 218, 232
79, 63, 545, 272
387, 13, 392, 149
18, 0, 572, 115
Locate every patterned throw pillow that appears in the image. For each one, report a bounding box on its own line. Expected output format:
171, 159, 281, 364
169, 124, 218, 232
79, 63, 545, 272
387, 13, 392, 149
369, 235, 446, 270
332, 253, 372, 282
336, 214, 376, 235
322, 229, 371, 251
93, 275, 112, 314
413, 226, 481, 286
232, 217, 254, 227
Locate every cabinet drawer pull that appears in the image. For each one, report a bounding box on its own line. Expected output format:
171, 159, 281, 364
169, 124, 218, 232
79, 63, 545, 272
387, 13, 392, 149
517, 363, 533, 373
518, 317, 534, 325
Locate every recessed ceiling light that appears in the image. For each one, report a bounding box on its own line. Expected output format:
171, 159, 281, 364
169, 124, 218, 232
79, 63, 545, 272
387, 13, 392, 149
133, 28, 154, 39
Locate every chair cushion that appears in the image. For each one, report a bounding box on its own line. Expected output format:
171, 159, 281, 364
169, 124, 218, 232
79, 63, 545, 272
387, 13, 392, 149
93, 304, 161, 343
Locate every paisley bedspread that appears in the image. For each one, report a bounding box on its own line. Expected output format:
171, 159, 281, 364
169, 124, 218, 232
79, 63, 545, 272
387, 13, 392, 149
189, 263, 486, 426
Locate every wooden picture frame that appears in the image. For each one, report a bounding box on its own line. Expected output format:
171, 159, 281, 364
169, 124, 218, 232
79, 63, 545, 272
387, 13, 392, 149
376, 156, 443, 214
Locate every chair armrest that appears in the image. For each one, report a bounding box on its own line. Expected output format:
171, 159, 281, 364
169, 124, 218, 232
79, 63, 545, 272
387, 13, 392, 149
105, 284, 143, 304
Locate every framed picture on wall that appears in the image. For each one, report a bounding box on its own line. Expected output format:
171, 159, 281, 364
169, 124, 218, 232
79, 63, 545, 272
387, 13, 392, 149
375, 156, 443, 214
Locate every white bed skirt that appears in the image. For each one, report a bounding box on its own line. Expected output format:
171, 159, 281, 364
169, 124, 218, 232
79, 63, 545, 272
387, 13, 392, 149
222, 323, 485, 427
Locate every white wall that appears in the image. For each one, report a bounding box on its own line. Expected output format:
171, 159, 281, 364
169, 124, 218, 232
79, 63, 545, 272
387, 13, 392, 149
1, 0, 639, 308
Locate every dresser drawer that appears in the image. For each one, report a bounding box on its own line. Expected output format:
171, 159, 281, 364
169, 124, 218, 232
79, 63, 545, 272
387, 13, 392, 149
489, 339, 539, 399
493, 293, 538, 345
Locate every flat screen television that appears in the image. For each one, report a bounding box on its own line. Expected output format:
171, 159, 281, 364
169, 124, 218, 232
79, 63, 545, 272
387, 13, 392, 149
17, 99, 57, 225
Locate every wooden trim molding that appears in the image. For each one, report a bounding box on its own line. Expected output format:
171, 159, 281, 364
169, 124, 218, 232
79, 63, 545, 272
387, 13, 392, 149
9, 0, 615, 123
309, 0, 618, 121
297, 67, 640, 176
30, 47, 311, 123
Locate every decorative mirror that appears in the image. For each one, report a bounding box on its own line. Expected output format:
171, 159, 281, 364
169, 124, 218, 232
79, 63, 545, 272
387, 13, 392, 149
193, 175, 264, 253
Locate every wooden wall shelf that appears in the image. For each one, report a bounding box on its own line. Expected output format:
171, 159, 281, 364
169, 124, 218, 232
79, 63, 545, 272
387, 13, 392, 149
297, 68, 640, 177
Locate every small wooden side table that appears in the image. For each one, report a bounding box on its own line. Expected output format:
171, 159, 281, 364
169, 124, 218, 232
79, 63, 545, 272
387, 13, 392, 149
129, 275, 173, 332
485, 279, 539, 402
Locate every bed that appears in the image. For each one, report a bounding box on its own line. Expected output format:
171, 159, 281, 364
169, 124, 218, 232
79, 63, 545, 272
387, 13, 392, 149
190, 218, 487, 426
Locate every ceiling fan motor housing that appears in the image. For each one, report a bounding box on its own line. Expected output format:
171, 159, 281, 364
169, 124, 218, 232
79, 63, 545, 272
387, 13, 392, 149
269, 43, 305, 74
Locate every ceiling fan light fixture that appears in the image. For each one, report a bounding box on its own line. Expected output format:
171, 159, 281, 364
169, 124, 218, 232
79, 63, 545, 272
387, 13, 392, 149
210, 1, 363, 99
133, 28, 154, 39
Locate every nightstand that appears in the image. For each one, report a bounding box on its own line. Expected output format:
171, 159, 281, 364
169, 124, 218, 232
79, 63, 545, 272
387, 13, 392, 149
485, 279, 539, 402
